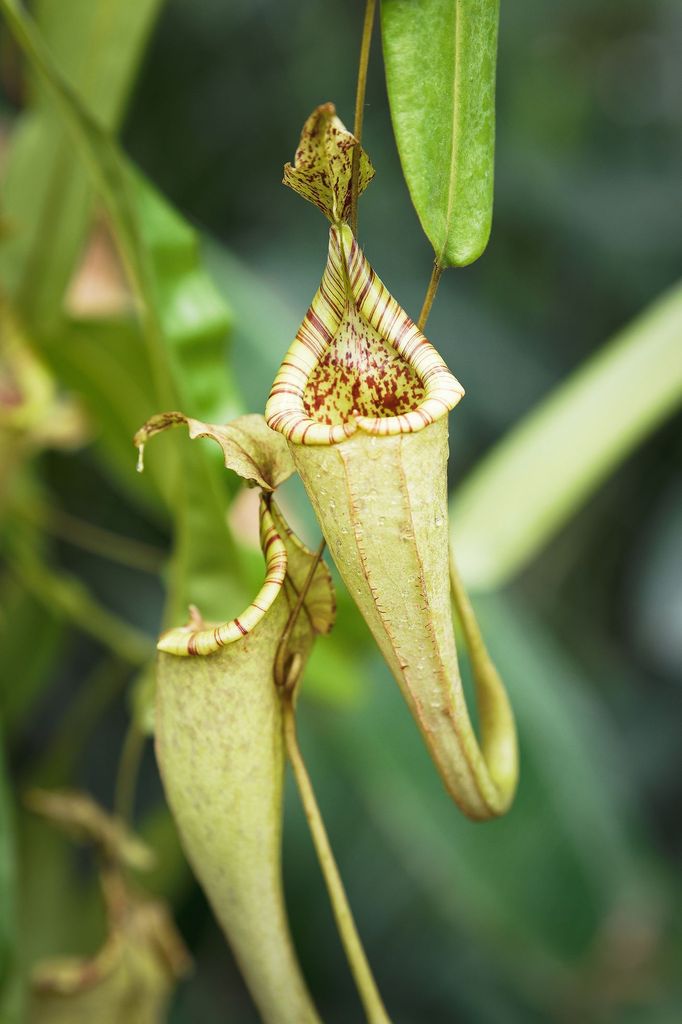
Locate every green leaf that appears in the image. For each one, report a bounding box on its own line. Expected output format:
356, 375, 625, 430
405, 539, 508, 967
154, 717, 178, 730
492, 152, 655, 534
325, 591, 650, 974
0, 727, 17, 1017
0, 0, 165, 327
381, 0, 500, 266
0, 0, 247, 629
0, 575, 64, 731
451, 281, 682, 590
45, 317, 170, 512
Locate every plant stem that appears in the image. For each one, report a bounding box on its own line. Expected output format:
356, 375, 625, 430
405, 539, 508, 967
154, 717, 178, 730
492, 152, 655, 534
282, 696, 392, 1024
114, 721, 146, 826
31, 657, 131, 786
417, 259, 443, 330
20, 500, 165, 574
350, 0, 377, 235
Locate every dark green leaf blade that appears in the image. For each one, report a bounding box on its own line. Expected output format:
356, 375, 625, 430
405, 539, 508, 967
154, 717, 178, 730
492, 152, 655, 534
381, 0, 500, 266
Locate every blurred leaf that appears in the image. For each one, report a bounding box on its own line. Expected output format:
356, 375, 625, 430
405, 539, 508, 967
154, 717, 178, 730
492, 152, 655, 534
0, 575, 63, 731
6, 536, 153, 666
0, 0, 249, 628
0, 727, 19, 1020
0, 0, 177, 411
25, 789, 154, 871
631, 478, 682, 679
323, 591, 653, 982
0, 300, 87, 472
203, 237, 298, 411
451, 281, 682, 590
27, 792, 190, 1024
32, 317, 168, 512
381, 0, 499, 266
0, 0, 165, 327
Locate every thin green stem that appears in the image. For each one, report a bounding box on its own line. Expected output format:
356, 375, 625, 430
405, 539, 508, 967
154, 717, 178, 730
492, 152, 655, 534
417, 259, 443, 330
350, 0, 377, 235
20, 500, 164, 574
31, 658, 131, 786
282, 696, 392, 1024
114, 721, 146, 826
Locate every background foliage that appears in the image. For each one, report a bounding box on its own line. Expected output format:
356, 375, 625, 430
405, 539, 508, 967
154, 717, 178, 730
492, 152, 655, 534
1, 0, 681, 1021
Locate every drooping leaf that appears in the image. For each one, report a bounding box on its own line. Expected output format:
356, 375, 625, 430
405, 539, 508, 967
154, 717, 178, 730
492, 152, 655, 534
451, 281, 682, 590
283, 102, 375, 224
134, 412, 295, 493
381, 0, 500, 266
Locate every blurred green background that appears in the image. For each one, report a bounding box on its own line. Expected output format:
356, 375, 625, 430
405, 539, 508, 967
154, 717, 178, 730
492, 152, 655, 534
1, 0, 681, 1021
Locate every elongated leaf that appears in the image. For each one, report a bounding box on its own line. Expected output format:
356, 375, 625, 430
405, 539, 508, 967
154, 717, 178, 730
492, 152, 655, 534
382, 0, 500, 266
451, 281, 682, 590
324, 591, 649, 977
0, 1, 245, 628
44, 317, 169, 511
0, 0, 165, 326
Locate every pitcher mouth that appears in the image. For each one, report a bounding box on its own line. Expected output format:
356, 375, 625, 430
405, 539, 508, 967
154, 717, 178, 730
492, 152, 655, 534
265, 224, 464, 446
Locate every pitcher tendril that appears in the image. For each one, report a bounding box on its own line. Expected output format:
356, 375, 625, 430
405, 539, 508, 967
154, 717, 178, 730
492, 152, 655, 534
281, 694, 392, 1024
417, 259, 443, 331
275, 536, 327, 691
350, 0, 377, 234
